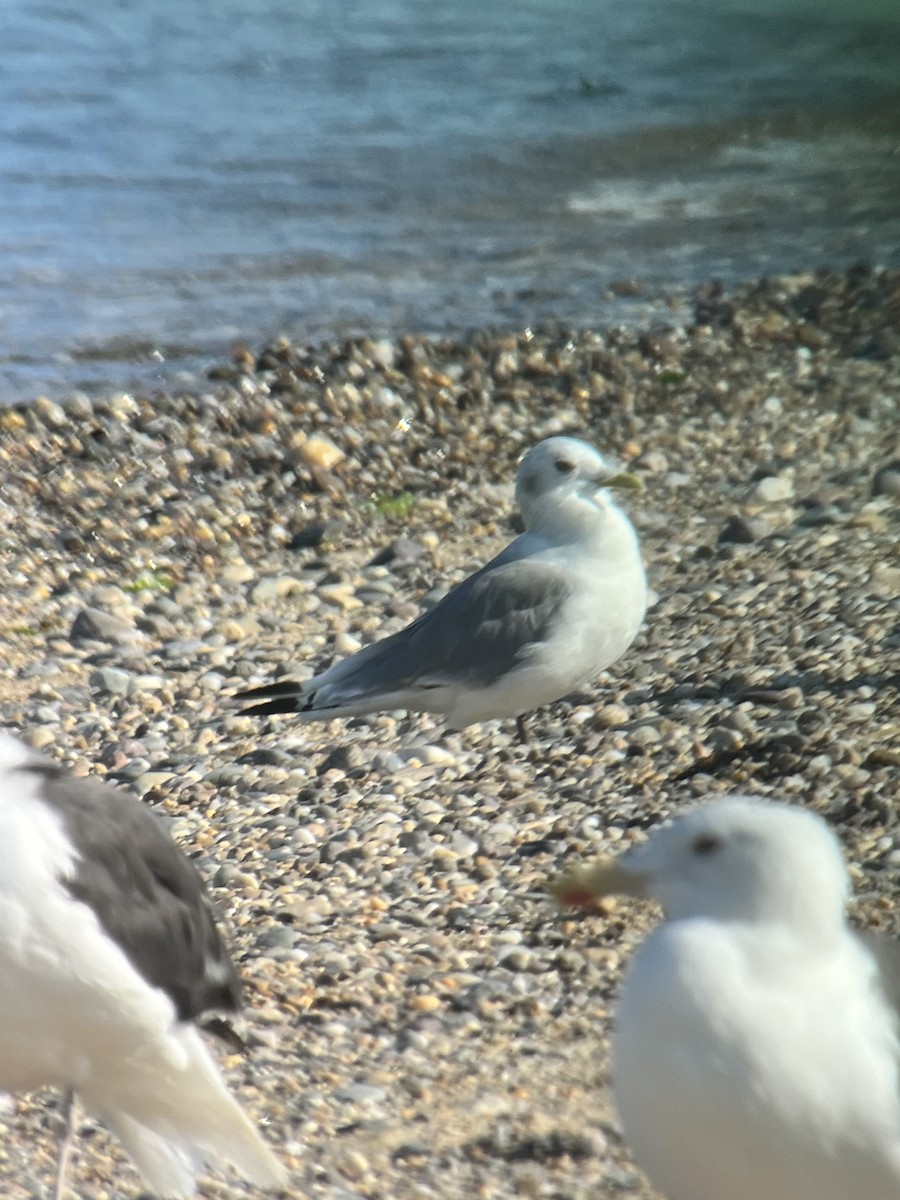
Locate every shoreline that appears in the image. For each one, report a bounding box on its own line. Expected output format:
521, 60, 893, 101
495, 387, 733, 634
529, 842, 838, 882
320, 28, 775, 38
0, 265, 897, 1198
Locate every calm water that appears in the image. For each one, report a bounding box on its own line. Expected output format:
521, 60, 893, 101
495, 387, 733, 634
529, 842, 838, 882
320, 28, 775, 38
1, 0, 898, 401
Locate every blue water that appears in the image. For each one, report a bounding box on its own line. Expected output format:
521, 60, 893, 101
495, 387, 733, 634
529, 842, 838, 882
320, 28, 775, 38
1, 0, 898, 401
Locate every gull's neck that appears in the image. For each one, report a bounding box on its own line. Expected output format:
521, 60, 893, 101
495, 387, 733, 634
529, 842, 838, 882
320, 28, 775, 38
686, 891, 848, 958
524, 491, 634, 549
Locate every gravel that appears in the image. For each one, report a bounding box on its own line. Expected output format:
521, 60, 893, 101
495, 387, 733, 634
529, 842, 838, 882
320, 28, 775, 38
0, 265, 897, 1199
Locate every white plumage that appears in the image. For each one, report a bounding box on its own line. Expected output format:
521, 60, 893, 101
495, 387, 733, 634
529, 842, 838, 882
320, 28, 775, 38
553, 796, 900, 1200
0, 732, 285, 1198
239, 436, 646, 736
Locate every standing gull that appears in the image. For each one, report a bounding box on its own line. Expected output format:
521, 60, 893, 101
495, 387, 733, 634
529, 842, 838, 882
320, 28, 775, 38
0, 732, 285, 1199
239, 436, 646, 737
552, 796, 900, 1200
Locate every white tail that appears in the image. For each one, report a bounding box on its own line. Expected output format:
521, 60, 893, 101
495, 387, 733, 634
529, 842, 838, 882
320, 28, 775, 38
85, 1025, 286, 1197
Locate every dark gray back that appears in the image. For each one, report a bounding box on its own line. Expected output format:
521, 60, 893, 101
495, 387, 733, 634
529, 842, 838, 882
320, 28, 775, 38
26, 759, 242, 1024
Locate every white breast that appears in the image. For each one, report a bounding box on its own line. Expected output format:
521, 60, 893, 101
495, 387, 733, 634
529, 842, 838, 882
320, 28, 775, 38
614, 922, 900, 1200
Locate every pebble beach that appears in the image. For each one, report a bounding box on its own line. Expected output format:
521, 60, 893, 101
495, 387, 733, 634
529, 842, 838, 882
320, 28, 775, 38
0, 266, 898, 1199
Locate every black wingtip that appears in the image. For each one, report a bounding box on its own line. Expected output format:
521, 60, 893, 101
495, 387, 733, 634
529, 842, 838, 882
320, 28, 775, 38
200, 1016, 247, 1053
238, 697, 302, 717
235, 679, 303, 702
234, 679, 306, 715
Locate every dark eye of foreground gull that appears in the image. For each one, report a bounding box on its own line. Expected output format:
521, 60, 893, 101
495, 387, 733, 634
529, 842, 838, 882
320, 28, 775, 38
0, 732, 285, 1199
692, 834, 721, 856
236, 434, 648, 744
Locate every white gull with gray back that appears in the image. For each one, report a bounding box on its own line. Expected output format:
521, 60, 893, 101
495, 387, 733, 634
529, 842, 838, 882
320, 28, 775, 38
239, 436, 646, 733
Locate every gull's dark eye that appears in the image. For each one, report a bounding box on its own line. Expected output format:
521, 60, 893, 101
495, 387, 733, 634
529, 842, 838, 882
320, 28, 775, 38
692, 834, 721, 856
554, 458, 575, 474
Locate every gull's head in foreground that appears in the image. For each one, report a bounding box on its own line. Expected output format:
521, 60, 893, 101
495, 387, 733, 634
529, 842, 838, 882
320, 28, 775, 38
552, 796, 900, 1200
556, 796, 850, 932
0, 731, 285, 1199
515, 436, 641, 539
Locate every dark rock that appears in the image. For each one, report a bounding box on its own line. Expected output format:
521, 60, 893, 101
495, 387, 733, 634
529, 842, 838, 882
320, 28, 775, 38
319, 745, 368, 773
287, 520, 340, 550
70, 607, 136, 644
135, 613, 178, 638
693, 279, 734, 327
852, 329, 900, 359
719, 515, 770, 544
88, 666, 132, 696
872, 460, 900, 498
367, 536, 427, 568
236, 747, 295, 767
257, 926, 298, 949
796, 504, 844, 527
391, 1141, 432, 1162
608, 278, 641, 297
466, 1129, 599, 1163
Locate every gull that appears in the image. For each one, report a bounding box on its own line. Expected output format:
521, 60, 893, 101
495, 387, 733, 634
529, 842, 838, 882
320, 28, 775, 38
551, 796, 900, 1200
0, 732, 286, 1199
239, 436, 646, 739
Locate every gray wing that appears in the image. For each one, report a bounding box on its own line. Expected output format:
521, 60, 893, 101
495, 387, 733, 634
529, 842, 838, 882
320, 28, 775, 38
310, 555, 574, 705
